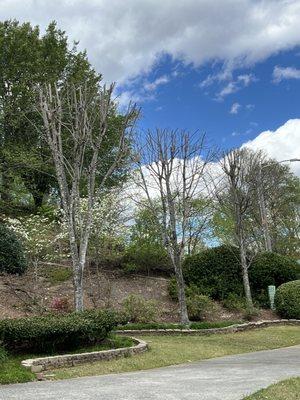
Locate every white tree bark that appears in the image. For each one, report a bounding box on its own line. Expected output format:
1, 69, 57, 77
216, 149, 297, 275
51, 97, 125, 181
38, 83, 137, 311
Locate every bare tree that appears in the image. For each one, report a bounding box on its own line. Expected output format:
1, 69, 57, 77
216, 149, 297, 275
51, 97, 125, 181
37, 82, 137, 311
133, 129, 214, 324
218, 148, 261, 310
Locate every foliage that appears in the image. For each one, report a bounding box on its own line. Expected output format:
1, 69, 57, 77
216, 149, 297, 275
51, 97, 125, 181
183, 245, 243, 300
0, 309, 117, 353
43, 266, 73, 284
122, 294, 158, 323
0, 223, 27, 274
123, 242, 171, 275
0, 20, 132, 214
275, 280, 300, 319
222, 293, 247, 312
124, 203, 172, 275
5, 213, 69, 265
0, 345, 7, 363
168, 276, 178, 301
50, 297, 71, 313
249, 252, 300, 306
117, 320, 241, 330
186, 294, 218, 321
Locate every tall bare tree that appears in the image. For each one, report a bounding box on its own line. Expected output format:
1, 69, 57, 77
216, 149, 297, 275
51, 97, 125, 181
218, 148, 262, 310
37, 82, 137, 310
134, 129, 214, 324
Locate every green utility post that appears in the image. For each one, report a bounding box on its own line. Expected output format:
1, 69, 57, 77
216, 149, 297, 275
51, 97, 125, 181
268, 285, 276, 310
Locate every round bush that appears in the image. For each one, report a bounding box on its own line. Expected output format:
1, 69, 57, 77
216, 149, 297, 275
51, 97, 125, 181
187, 294, 217, 321
0, 224, 27, 275
183, 245, 243, 300
250, 252, 300, 306
274, 280, 300, 319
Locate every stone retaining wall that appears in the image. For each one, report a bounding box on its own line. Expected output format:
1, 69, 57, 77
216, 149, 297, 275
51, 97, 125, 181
21, 337, 148, 372
114, 319, 300, 336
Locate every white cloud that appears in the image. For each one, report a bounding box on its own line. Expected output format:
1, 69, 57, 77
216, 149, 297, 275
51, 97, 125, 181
217, 73, 256, 99
144, 75, 169, 91
230, 102, 241, 114
272, 66, 300, 83
242, 119, 300, 176
2, 1, 300, 84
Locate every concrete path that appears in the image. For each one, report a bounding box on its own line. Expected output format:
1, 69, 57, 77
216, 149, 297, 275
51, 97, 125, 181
1, 345, 300, 400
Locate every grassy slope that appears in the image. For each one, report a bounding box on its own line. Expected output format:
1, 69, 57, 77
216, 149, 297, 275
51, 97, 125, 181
54, 326, 300, 380
243, 377, 300, 400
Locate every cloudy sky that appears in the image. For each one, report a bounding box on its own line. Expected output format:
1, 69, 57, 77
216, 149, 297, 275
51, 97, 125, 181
1, 0, 300, 174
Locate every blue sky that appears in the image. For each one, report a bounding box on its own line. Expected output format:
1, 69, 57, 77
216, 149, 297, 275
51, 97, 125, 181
1, 0, 300, 174
119, 48, 300, 152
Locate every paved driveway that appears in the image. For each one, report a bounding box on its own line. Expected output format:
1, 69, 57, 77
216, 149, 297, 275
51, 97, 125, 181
1, 345, 300, 400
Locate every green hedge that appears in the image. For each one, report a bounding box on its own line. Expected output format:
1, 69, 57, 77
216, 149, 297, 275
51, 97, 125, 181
117, 321, 242, 330
0, 309, 117, 353
183, 246, 300, 304
0, 224, 27, 275
275, 280, 300, 319
183, 245, 243, 300
250, 252, 300, 305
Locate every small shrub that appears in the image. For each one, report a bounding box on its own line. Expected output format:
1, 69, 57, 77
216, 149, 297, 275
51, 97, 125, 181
122, 294, 158, 323
0, 309, 117, 353
275, 280, 300, 319
44, 267, 72, 284
222, 293, 247, 312
243, 307, 260, 321
187, 294, 217, 321
0, 223, 27, 275
168, 276, 178, 301
121, 262, 139, 275
50, 297, 71, 313
250, 252, 300, 306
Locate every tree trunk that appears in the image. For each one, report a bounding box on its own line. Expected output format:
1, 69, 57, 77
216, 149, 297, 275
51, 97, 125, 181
172, 252, 189, 325
240, 241, 253, 309
73, 261, 84, 311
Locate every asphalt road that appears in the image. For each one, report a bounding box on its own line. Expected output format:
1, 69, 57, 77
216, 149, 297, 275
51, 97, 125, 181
1, 345, 300, 400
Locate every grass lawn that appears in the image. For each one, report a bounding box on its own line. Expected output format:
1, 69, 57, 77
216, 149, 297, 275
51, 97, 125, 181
0, 336, 133, 385
53, 326, 300, 380
243, 377, 300, 400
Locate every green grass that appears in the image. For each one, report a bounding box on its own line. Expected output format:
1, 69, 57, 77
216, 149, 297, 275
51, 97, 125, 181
0, 335, 133, 385
243, 377, 300, 399
117, 320, 242, 330
53, 325, 300, 380
0, 355, 35, 385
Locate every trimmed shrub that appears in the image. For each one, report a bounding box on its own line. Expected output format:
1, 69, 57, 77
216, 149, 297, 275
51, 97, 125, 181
187, 294, 218, 321
183, 245, 243, 300
0, 224, 27, 275
0, 309, 117, 353
122, 294, 158, 323
275, 280, 300, 319
249, 252, 300, 306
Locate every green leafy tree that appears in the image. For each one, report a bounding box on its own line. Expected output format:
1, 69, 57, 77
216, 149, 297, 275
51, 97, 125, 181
0, 20, 130, 214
